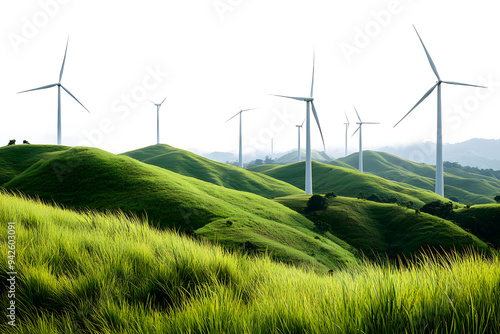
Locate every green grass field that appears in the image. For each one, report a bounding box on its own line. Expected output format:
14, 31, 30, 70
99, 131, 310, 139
339, 151, 500, 204
273, 149, 335, 165
1, 192, 500, 333
121, 144, 304, 199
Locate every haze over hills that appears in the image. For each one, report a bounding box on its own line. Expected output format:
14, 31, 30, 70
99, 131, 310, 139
274, 149, 335, 165
380, 138, 500, 170
338, 151, 500, 204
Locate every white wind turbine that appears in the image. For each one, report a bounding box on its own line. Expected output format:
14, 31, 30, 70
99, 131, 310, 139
226, 107, 256, 168
344, 112, 350, 157
394, 26, 486, 197
151, 96, 167, 144
272, 53, 325, 194
352, 106, 379, 173
296, 120, 304, 162
18, 38, 89, 145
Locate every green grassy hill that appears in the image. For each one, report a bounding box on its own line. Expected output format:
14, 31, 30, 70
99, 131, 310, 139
0, 144, 67, 185
275, 195, 490, 259
274, 149, 335, 164
121, 144, 303, 198
256, 161, 446, 208
338, 151, 500, 204
451, 204, 500, 248
3, 146, 355, 269
2, 192, 500, 333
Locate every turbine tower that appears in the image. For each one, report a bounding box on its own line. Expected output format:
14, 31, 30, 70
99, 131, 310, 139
272, 53, 325, 194
394, 26, 486, 197
352, 106, 379, 173
18, 38, 89, 145
226, 107, 255, 168
296, 120, 304, 162
151, 96, 167, 144
344, 112, 350, 157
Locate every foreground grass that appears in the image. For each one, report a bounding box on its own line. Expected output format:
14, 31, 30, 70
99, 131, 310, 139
1, 193, 500, 333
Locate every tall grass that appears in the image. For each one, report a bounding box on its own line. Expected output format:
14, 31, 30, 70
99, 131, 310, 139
1, 192, 499, 333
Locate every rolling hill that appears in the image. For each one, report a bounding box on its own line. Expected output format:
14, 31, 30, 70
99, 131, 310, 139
275, 195, 490, 259
3, 145, 355, 269
338, 151, 500, 204
254, 161, 446, 208
120, 144, 303, 199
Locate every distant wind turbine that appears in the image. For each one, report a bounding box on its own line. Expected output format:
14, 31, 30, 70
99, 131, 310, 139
352, 106, 379, 173
18, 38, 89, 145
151, 96, 167, 144
272, 53, 325, 194
296, 119, 304, 162
344, 112, 350, 157
394, 26, 486, 197
226, 107, 256, 168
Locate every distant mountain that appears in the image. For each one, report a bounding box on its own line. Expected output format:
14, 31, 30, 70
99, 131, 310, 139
274, 149, 335, 164
121, 144, 303, 199
338, 151, 500, 204
380, 138, 500, 170
202, 151, 237, 163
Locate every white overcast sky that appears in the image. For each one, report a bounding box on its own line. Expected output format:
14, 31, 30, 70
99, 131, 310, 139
1, 0, 499, 158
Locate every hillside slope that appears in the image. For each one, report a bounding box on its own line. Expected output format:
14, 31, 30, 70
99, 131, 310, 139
4, 146, 355, 269
275, 195, 490, 259
121, 144, 303, 198
257, 161, 446, 208
338, 151, 500, 204
274, 149, 335, 164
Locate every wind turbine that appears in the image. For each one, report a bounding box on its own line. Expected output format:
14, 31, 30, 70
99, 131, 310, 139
352, 106, 379, 173
226, 107, 255, 168
296, 119, 304, 162
18, 38, 89, 145
272, 53, 325, 194
151, 96, 167, 144
394, 26, 486, 197
344, 112, 350, 157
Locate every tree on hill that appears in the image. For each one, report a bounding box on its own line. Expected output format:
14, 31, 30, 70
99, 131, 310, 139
305, 195, 329, 213
325, 191, 337, 198
8, 139, 16, 146
495, 195, 500, 203
420, 200, 454, 218
23, 140, 30, 144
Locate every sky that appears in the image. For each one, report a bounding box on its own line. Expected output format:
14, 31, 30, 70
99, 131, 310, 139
1, 0, 500, 161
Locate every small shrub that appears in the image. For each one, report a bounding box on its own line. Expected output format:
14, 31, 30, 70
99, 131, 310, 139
420, 200, 454, 218
357, 192, 365, 200
466, 203, 472, 209
325, 191, 337, 198
367, 193, 382, 203
306, 195, 329, 213
494, 195, 500, 204
8, 139, 16, 146
23, 140, 31, 144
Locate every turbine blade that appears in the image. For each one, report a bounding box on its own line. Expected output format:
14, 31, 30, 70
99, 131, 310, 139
270, 94, 310, 102
442, 81, 487, 89
225, 111, 240, 123
160, 96, 167, 105
240, 108, 256, 113
17, 83, 58, 94
394, 83, 437, 127
363, 122, 380, 124
413, 25, 440, 81
353, 106, 362, 122
311, 101, 325, 151
352, 125, 361, 137
345, 112, 349, 124
59, 37, 69, 83
60, 85, 89, 113
301, 119, 305, 127
310, 51, 315, 98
